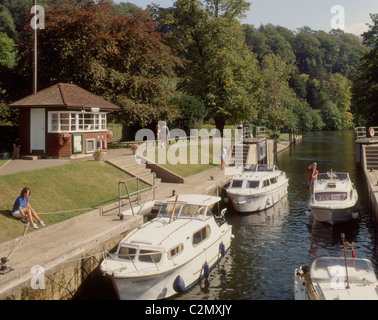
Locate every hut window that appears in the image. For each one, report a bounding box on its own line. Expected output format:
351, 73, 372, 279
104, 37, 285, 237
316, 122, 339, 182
48, 111, 107, 133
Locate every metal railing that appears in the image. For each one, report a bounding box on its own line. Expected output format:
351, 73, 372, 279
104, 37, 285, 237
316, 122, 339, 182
118, 172, 157, 217
255, 127, 266, 138
355, 127, 366, 139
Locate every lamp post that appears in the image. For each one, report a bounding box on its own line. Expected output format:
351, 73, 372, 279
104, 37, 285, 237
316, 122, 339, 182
32, 0, 37, 94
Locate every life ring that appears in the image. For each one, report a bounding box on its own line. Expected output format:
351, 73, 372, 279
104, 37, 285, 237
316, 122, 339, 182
370, 128, 375, 137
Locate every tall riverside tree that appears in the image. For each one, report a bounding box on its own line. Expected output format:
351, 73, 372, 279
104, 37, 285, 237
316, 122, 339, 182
322, 73, 353, 129
16, 0, 183, 127
168, 0, 262, 133
260, 53, 294, 131
351, 14, 378, 126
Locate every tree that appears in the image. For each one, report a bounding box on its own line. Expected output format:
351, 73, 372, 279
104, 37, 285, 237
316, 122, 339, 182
260, 24, 295, 65
322, 73, 353, 129
15, 0, 183, 127
170, 93, 207, 133
260, 53, 294, 131
351, 14, 378, 126
243, 24, 269, 61
293, 30, 323, 77
170, 0, 262, 133
321, 100, 342, 130
0, 32, 16, 68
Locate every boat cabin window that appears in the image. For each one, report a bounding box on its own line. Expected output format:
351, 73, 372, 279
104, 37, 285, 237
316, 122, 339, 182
118, 246, 137, 260
263, 179, 270, 187
139, 249, 162, 263
270, 177, 278, 184
230, 180, 243, 188
169, 244, 184, 259
315, 192, 347, 201
192, 225, 211, 246
247, 181, 260, 189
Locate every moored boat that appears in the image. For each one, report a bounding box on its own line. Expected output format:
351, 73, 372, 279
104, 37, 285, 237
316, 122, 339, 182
294, 234, 378, 300
100, 194, 233, 300
226, 164, 289, 212
308, 170, 359, 225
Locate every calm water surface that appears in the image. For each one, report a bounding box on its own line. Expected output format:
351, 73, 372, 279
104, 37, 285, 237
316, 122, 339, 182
75, 130, 378, 300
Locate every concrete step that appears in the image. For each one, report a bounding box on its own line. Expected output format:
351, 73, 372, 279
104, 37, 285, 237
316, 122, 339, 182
106, 157, 158, 186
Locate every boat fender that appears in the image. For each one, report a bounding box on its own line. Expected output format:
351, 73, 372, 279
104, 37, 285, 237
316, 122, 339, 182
203, 261, 210, 279
224, 197, 229, 204
220, 242, 226, 257
352, 211, 359, 219
173, 275, 185, 293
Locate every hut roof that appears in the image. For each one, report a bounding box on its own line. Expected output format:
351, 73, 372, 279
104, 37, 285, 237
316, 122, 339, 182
10, 83, 119, 111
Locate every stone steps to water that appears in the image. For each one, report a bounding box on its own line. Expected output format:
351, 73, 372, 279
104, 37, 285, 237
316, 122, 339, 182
365, 146, 378, 169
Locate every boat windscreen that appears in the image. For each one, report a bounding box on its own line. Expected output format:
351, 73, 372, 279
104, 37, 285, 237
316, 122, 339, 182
311, 258, 375, 281
118, 246, 137, 260
158, 203, 206, 219
230, 180, 243, 188
138, 249, 162, 263
317, 172, 349, 181
247, 181, 260, 189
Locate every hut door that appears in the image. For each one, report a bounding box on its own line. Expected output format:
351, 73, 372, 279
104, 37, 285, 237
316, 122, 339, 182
30, 108, 45, 153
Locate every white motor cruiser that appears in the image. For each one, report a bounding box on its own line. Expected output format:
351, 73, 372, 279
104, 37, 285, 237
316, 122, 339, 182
100, 194, 233, 300
226, 164, 289, 213
308, 170, 359, 225
294, 234, 378, 300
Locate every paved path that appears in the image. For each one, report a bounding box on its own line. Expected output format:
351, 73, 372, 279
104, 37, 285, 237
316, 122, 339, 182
0, 148, 132, 175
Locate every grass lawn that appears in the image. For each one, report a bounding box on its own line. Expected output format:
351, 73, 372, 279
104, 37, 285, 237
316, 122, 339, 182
0, 159, 9, 168
0, 161, 145, 243
141, 140, 219, 177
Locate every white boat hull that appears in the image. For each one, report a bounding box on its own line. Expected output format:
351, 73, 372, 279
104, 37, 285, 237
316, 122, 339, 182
309, 203, 358, 225
109, 227, 232, 300
228, 182, 288, 213
308, 171, 359, 225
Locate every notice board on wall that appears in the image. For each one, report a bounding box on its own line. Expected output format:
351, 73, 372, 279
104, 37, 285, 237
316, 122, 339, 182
72, 134, 83, 153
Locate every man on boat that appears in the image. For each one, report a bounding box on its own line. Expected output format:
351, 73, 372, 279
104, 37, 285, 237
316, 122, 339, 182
308, 162, 318, 196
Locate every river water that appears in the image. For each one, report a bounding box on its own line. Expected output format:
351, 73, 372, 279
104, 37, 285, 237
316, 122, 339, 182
74, 130, 378, 300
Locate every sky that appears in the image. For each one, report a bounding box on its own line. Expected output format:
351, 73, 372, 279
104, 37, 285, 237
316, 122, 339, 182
115, 0, 378, 36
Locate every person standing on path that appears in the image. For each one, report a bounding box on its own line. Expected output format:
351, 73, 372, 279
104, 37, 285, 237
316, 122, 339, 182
160, 122, 170, 148
12, 187, 45, 229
